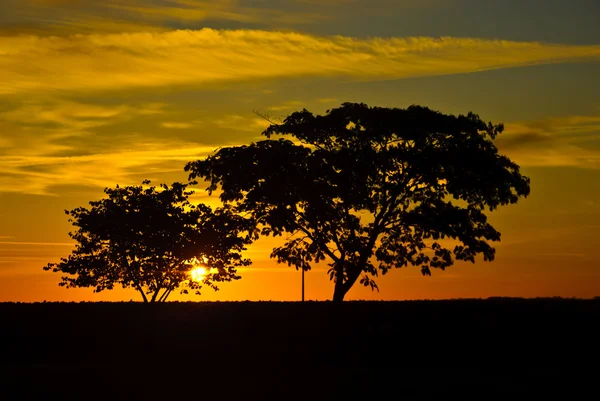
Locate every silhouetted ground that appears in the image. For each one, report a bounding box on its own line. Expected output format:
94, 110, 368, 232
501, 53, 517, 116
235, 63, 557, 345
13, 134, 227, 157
1, 298, 598, 400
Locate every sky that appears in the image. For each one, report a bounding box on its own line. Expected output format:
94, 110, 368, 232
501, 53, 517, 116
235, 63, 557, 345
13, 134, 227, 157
0, 0, 599, 302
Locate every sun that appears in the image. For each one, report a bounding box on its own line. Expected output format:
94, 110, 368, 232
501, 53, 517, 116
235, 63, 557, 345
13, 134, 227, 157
190, 266, 208, 282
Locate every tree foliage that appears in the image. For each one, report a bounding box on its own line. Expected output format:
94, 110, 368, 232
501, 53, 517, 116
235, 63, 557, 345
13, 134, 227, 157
44, 180, 254, 302
186, 103, 531, 301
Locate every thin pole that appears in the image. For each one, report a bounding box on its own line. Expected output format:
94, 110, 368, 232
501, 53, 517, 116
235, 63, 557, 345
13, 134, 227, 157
301, 268, 305, 302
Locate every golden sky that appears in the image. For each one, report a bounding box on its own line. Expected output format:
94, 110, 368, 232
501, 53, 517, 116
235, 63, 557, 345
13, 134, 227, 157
1, 0, 599, 301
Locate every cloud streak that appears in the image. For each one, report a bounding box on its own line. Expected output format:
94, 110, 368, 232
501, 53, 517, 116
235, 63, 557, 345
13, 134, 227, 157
0, 97, 275, 195
1, 29, 598, 96
161, 122, 194, 129
110, 0, 327, 25
0, 141, 217, 195
0, 241, 74, 246
2, 0, 329, 36
498, 114, 600, 169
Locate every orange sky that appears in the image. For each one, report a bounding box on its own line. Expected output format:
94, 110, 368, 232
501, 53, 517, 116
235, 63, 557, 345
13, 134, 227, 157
0, 0, 599, 301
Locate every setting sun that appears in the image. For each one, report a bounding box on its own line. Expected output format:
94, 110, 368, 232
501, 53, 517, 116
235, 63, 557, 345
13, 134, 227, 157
190, 267, 208, 282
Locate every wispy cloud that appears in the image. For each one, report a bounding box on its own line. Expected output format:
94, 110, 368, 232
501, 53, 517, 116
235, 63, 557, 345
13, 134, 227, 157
161, 121, 194, 129
110, 0, 326, 25
1, 0, 327, 36
267, 100, 304, 111
0, 141, 218, 195
1, 100, 165, 129
1, 101, 130, 130
209, 114, 271, 132
0, 97, 274, 195
498, 114, 600, 169
534, 252, 587, 258
0, 99, 170, 165
0, 241, 74, 246
0, 29, 598, 96
317, 98, 338, 103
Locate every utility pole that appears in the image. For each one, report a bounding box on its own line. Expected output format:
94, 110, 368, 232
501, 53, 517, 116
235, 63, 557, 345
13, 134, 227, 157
301, 267, 305, 302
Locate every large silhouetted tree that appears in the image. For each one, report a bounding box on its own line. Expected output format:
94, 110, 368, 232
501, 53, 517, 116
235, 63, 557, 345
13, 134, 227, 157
186, 103, 531, 302
44, 180, 254, 302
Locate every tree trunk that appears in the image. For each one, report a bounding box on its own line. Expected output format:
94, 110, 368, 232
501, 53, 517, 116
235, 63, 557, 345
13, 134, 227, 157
332, 283, 346, 302
332, 262, 346, 302
138, 288, 149, 303
159, 288, 172, 302
332, 262, 363, 302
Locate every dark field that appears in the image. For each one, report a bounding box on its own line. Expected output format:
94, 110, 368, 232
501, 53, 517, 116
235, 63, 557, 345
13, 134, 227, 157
1, 298, 599, 400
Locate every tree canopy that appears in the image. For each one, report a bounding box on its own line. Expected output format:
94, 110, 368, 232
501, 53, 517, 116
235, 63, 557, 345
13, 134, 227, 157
186, 103, 530, 302
44, 180, 254, 302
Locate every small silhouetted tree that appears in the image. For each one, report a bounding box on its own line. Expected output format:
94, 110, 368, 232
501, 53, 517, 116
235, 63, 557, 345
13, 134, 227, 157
186, 103, 531, 302
44, 180, 254, 302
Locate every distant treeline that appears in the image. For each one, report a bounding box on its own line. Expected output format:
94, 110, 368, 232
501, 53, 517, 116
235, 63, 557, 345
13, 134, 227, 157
2, 296, 598, 304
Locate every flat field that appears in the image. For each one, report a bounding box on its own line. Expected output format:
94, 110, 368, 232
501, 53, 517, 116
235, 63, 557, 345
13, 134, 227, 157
1, 298, 598, 400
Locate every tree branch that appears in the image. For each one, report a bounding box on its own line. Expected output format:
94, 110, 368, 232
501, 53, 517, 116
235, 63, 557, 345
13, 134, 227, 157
295, 211, 340, 263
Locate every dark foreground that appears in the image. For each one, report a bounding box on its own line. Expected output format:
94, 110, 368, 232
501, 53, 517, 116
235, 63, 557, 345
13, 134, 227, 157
1, 298, 599, 400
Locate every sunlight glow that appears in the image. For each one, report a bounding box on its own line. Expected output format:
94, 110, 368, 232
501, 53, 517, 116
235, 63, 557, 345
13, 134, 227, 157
190, 266, 208, 282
